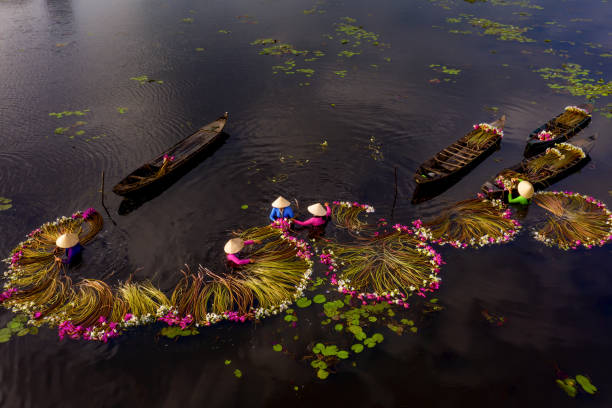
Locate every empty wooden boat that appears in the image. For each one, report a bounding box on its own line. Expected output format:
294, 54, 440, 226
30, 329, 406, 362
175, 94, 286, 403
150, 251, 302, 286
113, 113, 228, 196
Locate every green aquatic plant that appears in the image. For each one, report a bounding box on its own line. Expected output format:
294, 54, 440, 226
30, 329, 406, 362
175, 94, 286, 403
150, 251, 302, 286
0, 197, 12, 211
130, 75, 163, 85
117, 107, 127, 114
334, 70, 347, 78
469, 18, 535, 42
49, 109, 89, 119
429, 64, 461, 75
535, 63, 611, 99
338, 50, 361, 58
0, 314, 38, 343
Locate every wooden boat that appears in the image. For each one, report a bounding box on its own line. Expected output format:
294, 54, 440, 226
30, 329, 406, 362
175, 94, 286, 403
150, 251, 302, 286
413, 116, 505, 190
523, 104, 593, 157
481, 135, 596, 200
113, 113, 228, 196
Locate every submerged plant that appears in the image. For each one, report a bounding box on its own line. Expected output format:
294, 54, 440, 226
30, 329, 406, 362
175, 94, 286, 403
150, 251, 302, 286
532, 191, 612, 250
417, 198, 521, 248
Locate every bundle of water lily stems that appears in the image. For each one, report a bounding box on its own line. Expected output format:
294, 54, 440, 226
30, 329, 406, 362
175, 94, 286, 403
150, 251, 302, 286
171, 230, 312, 321
555, 106, 590, 128
532, 191, 612, 250
331, 201, 375, 232
416, 198, 521, 248
465, 122, 503, 149
2, 216, 312, 342
495, 143, 586, 190
322, 227, 442, 305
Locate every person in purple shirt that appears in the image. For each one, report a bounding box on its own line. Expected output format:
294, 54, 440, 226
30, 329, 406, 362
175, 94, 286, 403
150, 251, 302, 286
224, 238, 260, 266
293, 202, 331, 227
54, 232, 83, 265
269, 196, 295, 222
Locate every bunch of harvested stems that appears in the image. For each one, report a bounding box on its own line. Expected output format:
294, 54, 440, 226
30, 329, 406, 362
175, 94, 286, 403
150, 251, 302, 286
556, 108, 589, 128
171, 234, 313, 323
465, 123, 503, 149
331, 201, 375, 232
532, 191, 612, 250
323, 229, 442, 304
524, 143, 585, 174
417, 198, 521, 248
2, 214, 314, 342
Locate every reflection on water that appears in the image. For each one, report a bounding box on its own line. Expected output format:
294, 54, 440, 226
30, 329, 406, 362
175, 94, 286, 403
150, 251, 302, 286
0, 0, 611, 405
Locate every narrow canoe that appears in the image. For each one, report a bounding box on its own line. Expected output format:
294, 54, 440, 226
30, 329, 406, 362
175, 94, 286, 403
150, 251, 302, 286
113, 113, 228, 196
481, 136, 596, 199
523, 104, 593, 157
413, 116, 506, 188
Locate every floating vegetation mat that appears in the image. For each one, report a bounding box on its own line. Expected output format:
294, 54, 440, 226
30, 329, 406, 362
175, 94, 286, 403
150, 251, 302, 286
416, 198, 521, 248
494, 143, 586, 190
275, 287, 443, 379
1, 214, 312, 342
535, 63, 612, 100
331, 201, 375, 232
320, 227, 442, 305
445, 15, 535, 42
532, 191, 612, 250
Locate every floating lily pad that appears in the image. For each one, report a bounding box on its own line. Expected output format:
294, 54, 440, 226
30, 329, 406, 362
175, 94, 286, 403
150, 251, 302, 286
0, 197, 12, 211
313, 294, 326, 303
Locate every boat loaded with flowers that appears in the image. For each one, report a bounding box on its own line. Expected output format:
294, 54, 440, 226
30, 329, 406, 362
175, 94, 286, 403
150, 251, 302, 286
412, 116, 505, 202
524, 104, 592, 157
481, 139, 593, 199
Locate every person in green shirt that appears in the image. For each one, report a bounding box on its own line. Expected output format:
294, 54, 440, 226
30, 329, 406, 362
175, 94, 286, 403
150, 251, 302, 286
507, 179, 534, 205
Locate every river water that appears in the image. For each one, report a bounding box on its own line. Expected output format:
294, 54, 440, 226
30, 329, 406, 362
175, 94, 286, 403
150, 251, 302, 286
0, 0, 611, 406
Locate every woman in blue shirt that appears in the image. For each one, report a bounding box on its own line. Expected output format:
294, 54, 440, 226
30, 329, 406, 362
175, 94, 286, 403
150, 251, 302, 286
54, 232, 83, 265
269, 196, 294, 222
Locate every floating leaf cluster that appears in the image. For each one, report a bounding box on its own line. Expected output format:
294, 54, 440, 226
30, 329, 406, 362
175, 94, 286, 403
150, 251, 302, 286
535, 63, 611, 99
468, 17, 535, 42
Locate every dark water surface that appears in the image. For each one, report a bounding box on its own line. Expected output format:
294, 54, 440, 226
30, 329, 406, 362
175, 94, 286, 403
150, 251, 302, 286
1, 0, 611, 406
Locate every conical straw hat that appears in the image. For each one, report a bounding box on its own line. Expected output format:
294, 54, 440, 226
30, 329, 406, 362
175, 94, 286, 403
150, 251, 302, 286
271, 196, 291, 208
307, 203, 326, 216
517, 180, 534, 199
224, 238, 244, 254
56, 232, 80, 248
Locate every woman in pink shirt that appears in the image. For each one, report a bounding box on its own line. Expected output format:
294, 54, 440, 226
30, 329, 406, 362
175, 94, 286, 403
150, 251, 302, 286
293, 202, 331, 227
224, 238, 259, 266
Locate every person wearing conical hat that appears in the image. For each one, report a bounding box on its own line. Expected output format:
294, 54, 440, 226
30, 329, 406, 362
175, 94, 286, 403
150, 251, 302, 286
54, 232, 84, 264
224, 237, 260, 266
269, 195, 294, 222
293, 202, 331, 227
508, 179, 534, 205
